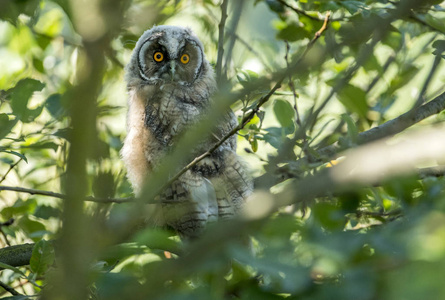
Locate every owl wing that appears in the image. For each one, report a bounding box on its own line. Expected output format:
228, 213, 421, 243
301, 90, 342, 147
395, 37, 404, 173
210, 150, 252, 220
161, 170, 218, 238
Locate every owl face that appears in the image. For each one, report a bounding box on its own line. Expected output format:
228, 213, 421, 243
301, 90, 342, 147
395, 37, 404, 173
129, 25, 206, 86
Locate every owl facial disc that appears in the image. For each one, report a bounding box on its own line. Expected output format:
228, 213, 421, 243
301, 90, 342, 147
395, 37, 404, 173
133, 26, 205, 86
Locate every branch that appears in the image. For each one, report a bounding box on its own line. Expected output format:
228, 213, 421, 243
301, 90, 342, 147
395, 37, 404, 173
0, 280, 21, 296
0, 158, 22, 184
0, 186, 133, 203
216, 0, 229, 83
0, 243, 34, 268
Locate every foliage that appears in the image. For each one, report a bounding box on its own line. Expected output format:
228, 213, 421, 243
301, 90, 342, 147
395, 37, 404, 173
0, 0, 445, 299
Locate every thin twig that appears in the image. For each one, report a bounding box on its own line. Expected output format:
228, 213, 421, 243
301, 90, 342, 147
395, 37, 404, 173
216, 0, 229, 83
0, 158, 22, 184
0, 186, 134, 203
284, 41, 302, 126
0, 218, 14, 247
0, 280, 21, 296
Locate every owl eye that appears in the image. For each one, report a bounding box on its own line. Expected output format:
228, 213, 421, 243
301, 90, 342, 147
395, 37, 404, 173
153, 52, 164, 62
180, 53, 190, 64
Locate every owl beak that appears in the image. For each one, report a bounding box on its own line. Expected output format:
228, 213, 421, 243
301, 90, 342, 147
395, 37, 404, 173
169, 61, 176, 81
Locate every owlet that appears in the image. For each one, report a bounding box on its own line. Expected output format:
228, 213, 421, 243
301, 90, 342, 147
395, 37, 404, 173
121, 25, 252, 238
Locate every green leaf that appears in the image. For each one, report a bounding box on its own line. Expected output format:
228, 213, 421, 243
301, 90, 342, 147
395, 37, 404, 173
0, 150, 28, 163
0, 0, 40, 25
236, 69, 259, 87
0, 113, 18, 140
9, 78, 45, 122
432, 40, 445, 55
341, 113, 359, 143
32, 58, 44, 73
340, 1, 368, 14
276, 22, 310, 42
336, 84, 368, 119
0, 262, 27, 277
382, 30, 402, 50
273, 99, 294, 128
21, 142, 59, 152
387, 65, 419, 95
133, 228, 180, 254
265, 0, 285, 13
17, 216, 48, 241
30, 239, 55, 276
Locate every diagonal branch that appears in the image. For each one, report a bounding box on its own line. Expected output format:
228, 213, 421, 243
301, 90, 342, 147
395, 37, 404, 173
0, 158, 22, 184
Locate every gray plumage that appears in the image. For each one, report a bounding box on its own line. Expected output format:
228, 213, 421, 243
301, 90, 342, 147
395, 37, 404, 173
121, 25, 252, 238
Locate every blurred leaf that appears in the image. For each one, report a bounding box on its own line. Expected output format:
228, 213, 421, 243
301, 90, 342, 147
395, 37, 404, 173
313, 202, 347, 230
22, 141, 59, 152
133, 228, 180, 254
45, 94, 67, 120
340, 1, 368, 14
341, 113, 359, 143
0, 150, 28, 163
8, 78, 45, 122
0, 262, 27, 277
387, 65, 419, 95
0, 113, 18, 140
273, 99, 294, 128
93, 171, 116, 199
237, 69, 259, 87
276, 22, 311, 42
30, 239, 55, 276
265, 0, 285, 13
34, 205, 61, 220
0, 0, 40, 25
17, 215, 48, 241
432, 39, 445, 55
382, 30, 402, 50
336, 84, 368, 118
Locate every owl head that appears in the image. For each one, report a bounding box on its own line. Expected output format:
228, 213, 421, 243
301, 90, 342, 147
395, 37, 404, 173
126, 25, 213, 88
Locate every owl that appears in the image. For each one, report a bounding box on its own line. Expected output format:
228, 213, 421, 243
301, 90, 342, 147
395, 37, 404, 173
121, 25, 252, 238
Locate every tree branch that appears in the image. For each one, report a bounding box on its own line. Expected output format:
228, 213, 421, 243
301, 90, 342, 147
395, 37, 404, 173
216, 0, 229, 83
0, 280, 22, 296
0, 186, 133, 203
0, 243, 34, 268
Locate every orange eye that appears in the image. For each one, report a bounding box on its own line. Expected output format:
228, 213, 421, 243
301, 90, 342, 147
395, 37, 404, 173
180, 53, 190, 64
153, 52, 164, 62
